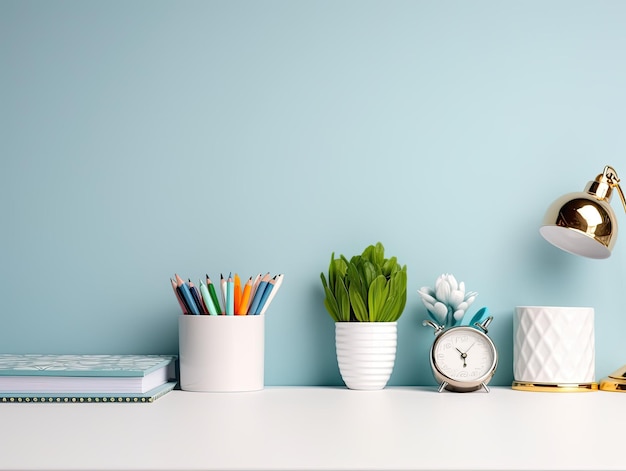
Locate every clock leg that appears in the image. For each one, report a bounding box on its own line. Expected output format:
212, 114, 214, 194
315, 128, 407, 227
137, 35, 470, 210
481, 383, 490, 393
438, 381, 448, 393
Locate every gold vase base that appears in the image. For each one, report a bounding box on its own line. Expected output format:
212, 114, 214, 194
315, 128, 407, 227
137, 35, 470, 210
599, 378, 626, 392
512, 381, 598, 392
599, 365, 626, 392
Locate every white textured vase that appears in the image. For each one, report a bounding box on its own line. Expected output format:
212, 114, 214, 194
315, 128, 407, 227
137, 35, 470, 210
335, 322, 397, 390
514, 306, 595, 385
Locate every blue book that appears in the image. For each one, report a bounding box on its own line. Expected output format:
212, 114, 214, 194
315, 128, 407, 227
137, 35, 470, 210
0, 354, 177, 397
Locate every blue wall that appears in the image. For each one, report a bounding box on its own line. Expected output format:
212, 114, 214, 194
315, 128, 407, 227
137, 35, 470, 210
2, 0, 625, 387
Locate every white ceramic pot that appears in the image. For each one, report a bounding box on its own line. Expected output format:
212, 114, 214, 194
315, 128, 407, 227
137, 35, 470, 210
514, 306, 595, 385
335, 322, 398, 390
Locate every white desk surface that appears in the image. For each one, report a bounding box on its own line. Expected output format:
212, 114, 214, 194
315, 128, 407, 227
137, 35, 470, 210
0, 386, 622, 471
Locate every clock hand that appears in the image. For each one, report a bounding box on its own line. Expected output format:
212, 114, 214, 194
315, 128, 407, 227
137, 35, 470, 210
456, 348, 468, 368
457, 343, 477, 368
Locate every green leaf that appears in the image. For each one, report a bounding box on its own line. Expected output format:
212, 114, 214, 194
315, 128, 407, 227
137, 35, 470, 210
335, 276, 351, 322
390, 268, 407, 295
382, 256, 398, 277
367, 275, 388, 323
321, 272, 340, 321
379, 269, 407, 321
320, 272, 329, 291
345, 257, 362, 292
349, 284, 369, 322
378, 295, 402, 322
361, 260, 379, 291
371, 242, 385, 266
348, 254, 361, 267
329, 256, 347, 290
327, 253, 336, 288
323, 286, 340, 322
360, 245, 374, 262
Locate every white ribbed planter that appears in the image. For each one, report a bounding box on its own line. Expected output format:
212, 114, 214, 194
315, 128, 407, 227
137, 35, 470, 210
335, 322, 398, 390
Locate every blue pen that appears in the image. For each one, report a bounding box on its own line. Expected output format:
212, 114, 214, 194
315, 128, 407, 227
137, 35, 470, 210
248, 274, 270, 315
175, 274, 200, 315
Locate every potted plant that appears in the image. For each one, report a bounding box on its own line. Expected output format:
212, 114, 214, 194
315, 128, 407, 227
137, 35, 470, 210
320, 242, 407, 389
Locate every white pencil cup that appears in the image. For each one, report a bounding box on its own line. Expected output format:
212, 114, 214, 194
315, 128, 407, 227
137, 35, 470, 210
513, 306, 596, 391
178, 315, 264, 392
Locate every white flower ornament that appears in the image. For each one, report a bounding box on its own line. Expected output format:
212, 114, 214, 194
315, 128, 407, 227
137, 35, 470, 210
418, 274, 477, 328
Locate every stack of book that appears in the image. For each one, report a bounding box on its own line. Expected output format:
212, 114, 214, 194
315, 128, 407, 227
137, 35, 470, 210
0, 354, 177, 403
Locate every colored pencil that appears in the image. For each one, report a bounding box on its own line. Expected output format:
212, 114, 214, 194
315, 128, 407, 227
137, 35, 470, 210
238, 277, 253, 315
199, 280, 219, 315
226, 273, 234, 315
259, 273, 284, 315
219, 273, 226, 314
188, 279, 208, 314
206, 275, 222, 315
171, 278, 188, 314
175, 274, 200, 315
233, 273, 242, 314
254, 277, 275, 315
248, 273, 271, 315
249, 273, 262, 308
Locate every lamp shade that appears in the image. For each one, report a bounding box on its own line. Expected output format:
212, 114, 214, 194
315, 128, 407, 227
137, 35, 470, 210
540, 171, 619, 259
540, 192, 617, 259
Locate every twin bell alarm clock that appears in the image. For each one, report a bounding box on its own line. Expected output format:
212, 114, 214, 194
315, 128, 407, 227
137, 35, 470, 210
423, 307, 498, 393
418, 274, 499, 393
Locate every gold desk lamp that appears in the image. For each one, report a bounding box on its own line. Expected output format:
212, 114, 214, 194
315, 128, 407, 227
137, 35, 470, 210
539, 165, 626, 391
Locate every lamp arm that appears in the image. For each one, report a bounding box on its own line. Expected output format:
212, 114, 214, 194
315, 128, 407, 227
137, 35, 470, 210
604, 166, 626, 214
617, 185, 626, 214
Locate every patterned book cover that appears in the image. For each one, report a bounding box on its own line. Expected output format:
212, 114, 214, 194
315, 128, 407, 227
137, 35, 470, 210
0, 354, 176, 377
0, 381, 177, 403
0, 354, 177, 394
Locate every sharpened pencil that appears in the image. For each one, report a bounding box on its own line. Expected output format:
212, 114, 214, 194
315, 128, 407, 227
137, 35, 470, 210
199, 280, 219, 315
248, 273, 271, 315
259, 273, 283, 315
226, 273, 234, 315
175, 274, 200, 315
238, 277, 253, 315
171, 278, 188, 314
189, 279, 207, 314
219, 273, 226, 315
254, 277, 275, 315
233, 273, 242, 314
248, 273, 262, 311
206, 275, 222, 315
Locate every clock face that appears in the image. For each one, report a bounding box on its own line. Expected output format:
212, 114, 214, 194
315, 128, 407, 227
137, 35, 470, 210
432, 327, 496, 383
